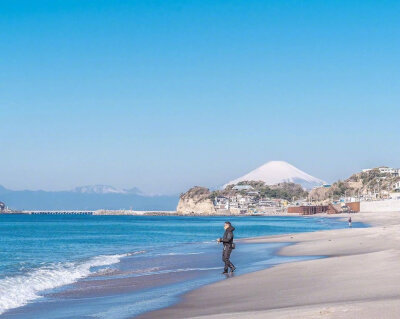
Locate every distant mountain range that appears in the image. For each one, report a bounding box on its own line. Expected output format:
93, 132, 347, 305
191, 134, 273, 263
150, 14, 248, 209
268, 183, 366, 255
224, 161, 325, 190
72, 185, 143, 195
0, 185, 178, 211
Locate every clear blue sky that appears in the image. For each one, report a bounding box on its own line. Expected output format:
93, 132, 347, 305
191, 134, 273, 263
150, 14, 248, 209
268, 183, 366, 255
1, 0, 399, 194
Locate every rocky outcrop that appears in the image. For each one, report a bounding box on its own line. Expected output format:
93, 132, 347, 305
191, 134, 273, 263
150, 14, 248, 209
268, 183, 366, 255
176, 187, 217, 215
0, 201, 5, 212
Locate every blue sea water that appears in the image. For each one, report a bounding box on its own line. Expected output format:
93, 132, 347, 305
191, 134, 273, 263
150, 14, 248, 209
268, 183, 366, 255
0, 214, 365, 318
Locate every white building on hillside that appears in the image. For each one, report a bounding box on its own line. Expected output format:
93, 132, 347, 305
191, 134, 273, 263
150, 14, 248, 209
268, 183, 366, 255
378, 167, 399, 175
362, 167, 400, 176
232, 185, 254, 191
214, 197, 229, 210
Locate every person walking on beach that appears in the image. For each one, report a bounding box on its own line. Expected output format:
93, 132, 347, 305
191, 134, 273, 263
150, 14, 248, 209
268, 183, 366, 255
348, 216, 352, 228
217, 221, 236, 274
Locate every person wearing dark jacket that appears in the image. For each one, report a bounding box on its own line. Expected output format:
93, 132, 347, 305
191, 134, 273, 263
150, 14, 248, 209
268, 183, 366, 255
217, 221, 236, 274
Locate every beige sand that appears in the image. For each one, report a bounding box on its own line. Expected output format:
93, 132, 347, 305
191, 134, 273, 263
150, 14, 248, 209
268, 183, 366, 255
138, 211, 400, 319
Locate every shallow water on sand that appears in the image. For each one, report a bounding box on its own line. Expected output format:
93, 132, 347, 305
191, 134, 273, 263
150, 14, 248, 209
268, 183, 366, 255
0, 215, 365, 318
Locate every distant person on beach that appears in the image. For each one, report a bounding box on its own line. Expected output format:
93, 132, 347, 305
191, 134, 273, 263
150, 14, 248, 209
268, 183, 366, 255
217, 221, 236, 274
348, 216, 352, 228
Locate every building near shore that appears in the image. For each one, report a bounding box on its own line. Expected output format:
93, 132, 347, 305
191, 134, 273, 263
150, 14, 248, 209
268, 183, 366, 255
359, 199, 400, 213
288, 205, 329, 215
213, 193, 285, 214
232, 185, 254, 191
0, 201, 14, 214
287, 204, 342, 215
214, 196, 230, 210
362, 166, 400, 176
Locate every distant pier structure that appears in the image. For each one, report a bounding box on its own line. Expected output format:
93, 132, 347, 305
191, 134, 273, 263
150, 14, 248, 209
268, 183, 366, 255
7, 209, 175, 216
23, 210, 94, 215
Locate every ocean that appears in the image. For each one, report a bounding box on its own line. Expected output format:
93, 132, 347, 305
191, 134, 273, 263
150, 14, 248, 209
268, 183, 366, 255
0, 214, 364, 318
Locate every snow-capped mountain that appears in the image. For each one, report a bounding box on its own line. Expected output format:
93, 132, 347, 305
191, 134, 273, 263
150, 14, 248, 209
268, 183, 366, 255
72, 185, 141, 194
224, 161, 325, 190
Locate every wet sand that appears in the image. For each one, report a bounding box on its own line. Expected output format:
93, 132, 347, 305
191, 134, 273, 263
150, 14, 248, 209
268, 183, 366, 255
138, 211, 400, 319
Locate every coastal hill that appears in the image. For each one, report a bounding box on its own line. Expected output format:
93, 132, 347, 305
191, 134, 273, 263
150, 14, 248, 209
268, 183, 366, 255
224, 161, 324, 190
177, 182, 307, 215
310, 167, 400, 202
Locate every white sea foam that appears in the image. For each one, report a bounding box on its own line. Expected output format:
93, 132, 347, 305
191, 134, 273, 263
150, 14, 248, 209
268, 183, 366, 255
131, 266, 221, 277
163, 252, 204, 256
126, 250, 146, 256
0, 252, 141, 315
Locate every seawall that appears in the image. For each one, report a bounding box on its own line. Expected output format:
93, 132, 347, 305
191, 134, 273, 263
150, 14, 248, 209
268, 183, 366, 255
360, 200, 400, 212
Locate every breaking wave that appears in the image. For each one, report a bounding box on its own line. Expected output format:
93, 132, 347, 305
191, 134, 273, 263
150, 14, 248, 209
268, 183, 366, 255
0, 251, 144, 315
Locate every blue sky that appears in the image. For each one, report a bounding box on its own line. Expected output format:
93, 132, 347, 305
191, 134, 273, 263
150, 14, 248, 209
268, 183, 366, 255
1, 0, 399, 194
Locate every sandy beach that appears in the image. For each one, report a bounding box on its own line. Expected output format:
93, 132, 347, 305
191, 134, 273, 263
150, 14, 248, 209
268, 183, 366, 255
138, 211, 400, 319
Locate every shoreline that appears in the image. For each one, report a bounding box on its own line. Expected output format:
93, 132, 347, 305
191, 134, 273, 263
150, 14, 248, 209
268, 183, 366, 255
1, 215, 341, 319
137, 211, 400, 319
